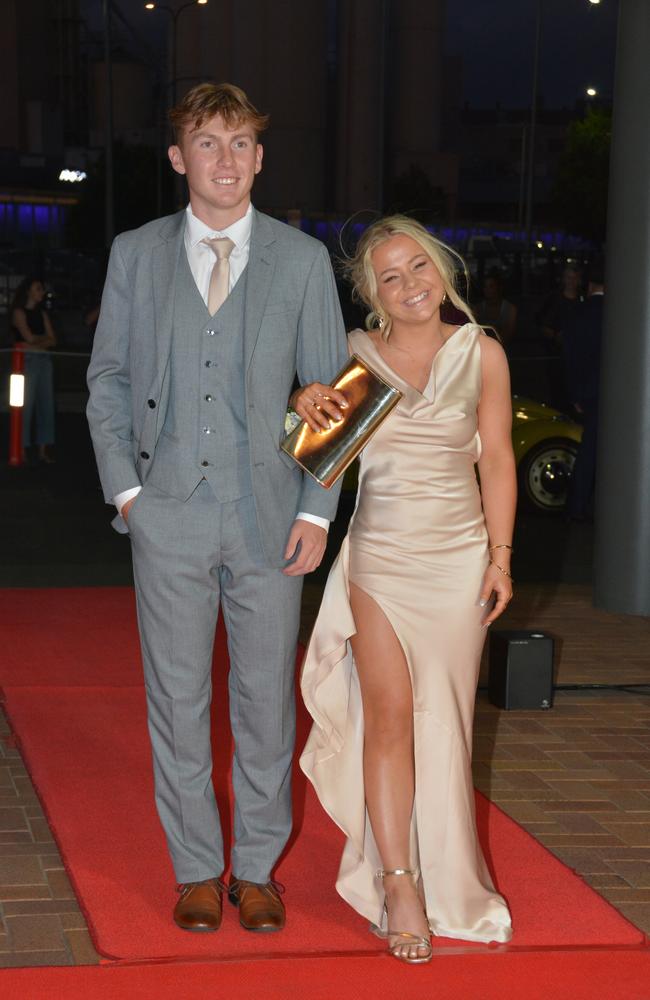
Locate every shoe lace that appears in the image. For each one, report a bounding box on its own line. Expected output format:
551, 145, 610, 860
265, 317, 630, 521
229, 878, 285, 899
176, 876, 226, 898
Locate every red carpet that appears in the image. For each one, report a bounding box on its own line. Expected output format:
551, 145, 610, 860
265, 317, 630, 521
0, 588, 647, 978
0, 588, 142, 687
1, 950, 649, 1000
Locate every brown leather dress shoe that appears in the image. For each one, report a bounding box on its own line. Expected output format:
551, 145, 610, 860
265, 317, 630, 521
173, 878, 224, 932
228, 878, 285, 932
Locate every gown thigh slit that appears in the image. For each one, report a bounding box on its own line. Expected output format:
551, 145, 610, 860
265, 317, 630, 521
300, 325, 512, 944
348, 579, 416, 703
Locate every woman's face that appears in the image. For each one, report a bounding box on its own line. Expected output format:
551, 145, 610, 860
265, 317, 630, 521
28, 281, 45, 304
371, 235, 445, 328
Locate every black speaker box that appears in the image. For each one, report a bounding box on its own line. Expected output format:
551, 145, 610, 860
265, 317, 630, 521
488, 630, 554, 710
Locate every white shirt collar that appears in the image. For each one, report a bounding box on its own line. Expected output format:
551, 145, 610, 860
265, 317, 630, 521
185, 202, 253, 252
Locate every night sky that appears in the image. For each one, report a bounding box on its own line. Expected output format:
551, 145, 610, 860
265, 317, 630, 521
88, 0, 620, 110
447, 0, 619, 107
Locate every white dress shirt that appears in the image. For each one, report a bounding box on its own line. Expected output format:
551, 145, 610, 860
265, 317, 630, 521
115, 203, 328, 533
184, 201, 253, 301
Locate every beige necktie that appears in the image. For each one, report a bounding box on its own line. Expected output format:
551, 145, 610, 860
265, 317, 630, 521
203, 236, 235, 314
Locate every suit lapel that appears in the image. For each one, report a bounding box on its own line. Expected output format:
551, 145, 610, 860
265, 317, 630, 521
243, 210, 277, 371
151, 211, 185, 379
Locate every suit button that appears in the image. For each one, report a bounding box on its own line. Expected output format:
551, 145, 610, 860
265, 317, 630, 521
205, 394, 213, 402
147, 399, 156, 408
206, 329, 216, 336
201, 460, 209, 467
205, 360, 213, 368
140, 451, 150, 460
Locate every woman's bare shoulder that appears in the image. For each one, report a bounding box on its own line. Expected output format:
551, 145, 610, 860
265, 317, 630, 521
477, 328, 507, 360
347, 326, 375, 356
477, 328, 510, 393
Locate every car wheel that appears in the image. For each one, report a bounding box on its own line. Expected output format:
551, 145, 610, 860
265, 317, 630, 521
519, 438, 578, 512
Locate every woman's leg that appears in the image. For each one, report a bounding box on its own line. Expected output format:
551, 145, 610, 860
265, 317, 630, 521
21, 355, 37, 452
34, 358, 55, 459
349, 582, 430, 960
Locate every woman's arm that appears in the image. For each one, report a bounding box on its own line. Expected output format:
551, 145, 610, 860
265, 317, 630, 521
11, 308, 55, 350
12, 308, 41, 349
41, 311, 57, 348
476, 335, 517, 625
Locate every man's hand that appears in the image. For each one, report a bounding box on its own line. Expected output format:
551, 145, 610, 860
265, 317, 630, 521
121, 497, 136, 524
283, 520, 327, 576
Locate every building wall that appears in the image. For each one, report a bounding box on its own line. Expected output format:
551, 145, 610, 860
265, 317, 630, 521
0, 0, 57, 155
174, 0, 451, 216
175, 0, 330, 212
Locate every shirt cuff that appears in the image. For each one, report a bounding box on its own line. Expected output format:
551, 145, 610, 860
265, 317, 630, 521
296, 511, 330, 532
114, 486, 142, 515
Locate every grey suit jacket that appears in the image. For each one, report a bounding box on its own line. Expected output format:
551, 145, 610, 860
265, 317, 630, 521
86, 208, 348, 565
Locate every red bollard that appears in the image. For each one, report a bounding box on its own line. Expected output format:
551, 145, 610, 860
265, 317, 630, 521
9, 345, 25, 467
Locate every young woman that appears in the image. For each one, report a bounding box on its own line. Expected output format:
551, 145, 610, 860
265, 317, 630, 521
295, 216, 516, 964
11, 277, 57, 462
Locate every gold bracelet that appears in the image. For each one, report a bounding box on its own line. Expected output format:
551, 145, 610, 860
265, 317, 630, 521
489, 543, 513, 553
490, 560, 513, 580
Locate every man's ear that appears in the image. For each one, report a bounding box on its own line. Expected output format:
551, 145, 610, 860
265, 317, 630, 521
168, 145, 186, 176
254, 144, 263, 175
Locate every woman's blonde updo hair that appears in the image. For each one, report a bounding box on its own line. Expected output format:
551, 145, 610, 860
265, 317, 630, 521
343, 214, 476, 340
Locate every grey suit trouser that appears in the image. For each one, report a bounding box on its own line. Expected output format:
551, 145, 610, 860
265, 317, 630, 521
128, 478, 302, 884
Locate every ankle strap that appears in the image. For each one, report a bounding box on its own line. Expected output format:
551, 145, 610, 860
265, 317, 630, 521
376, 868, 419, 879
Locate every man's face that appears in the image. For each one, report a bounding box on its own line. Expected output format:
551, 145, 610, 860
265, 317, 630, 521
168, 113, 263, 224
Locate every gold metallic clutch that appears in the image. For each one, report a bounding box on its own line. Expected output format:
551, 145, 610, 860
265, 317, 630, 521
281, 354, 402, 488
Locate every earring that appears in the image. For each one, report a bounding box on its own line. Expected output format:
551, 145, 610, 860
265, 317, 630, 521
378, 316, 385, 330
441, 292, 448, 305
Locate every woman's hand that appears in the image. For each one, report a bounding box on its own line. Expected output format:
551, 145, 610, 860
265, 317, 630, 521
479, 561, 513, 627
290, 382, 348, 432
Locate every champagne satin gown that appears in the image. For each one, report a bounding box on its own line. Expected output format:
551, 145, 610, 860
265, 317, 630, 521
300, 324, 512, 944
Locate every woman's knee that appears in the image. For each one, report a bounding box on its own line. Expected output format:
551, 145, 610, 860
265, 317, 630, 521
364, 700, 413, 747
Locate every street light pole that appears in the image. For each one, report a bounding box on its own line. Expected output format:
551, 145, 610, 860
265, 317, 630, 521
522, 0, 603, 292
145, 1, 208, 108
523, 0, 542, 297
145, 1, 208, 210
102, 0, 115, 248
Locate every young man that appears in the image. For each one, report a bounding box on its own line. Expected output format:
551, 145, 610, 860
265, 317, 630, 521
87, 83, 347, 933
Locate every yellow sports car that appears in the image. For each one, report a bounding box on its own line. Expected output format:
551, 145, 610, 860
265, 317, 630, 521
511, 396, 582, 512
342, 395, 583, 513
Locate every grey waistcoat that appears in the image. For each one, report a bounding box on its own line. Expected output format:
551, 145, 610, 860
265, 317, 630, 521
148, 247, 253, 502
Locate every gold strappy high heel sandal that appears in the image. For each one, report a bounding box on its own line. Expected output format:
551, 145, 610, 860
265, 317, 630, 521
371, 868, 433, 965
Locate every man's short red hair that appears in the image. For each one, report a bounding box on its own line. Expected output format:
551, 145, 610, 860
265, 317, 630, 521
169, 82, 269, 142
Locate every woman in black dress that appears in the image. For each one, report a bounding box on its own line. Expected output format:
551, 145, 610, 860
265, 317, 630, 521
11, 277, 57, 463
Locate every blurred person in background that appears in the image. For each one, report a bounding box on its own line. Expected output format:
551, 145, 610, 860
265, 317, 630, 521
474, 269, 517, 346
563, 258, 605, 521
537, 263, 584, 410
10, 276, 57, 464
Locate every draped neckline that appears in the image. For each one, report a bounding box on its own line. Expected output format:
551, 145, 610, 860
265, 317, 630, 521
358, 323, 472, 401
